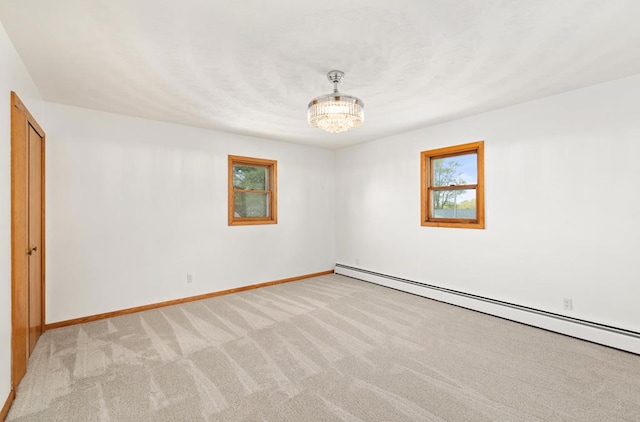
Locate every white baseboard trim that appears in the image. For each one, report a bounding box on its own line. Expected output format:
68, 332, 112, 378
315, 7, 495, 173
335, 264, 640, 355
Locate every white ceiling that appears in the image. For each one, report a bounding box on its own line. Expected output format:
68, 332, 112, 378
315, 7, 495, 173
1, 0, 640, 149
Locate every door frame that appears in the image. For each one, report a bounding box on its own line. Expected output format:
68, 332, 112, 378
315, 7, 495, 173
10, 91, 46, 390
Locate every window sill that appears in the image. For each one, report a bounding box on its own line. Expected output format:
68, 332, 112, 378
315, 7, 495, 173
422, 220, 485, 229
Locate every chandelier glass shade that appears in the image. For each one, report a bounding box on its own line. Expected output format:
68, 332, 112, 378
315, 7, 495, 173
308, 70, 364, 134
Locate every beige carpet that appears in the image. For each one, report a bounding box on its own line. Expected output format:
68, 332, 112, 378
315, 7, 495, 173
7, 274, 640, 421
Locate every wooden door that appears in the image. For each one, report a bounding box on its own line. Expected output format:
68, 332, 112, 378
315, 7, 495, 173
28, 125, 43, 353
11, 92, 46, 389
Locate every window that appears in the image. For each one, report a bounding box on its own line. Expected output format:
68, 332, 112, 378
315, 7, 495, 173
228, 155, 277, 226
421, 141, 484, 229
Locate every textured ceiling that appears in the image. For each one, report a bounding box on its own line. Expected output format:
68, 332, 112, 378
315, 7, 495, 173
1, 0, 640, 148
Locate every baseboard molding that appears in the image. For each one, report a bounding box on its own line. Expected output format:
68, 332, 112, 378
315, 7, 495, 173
335, 264, 640, 355
45, 270, 334, 330
1, 389, 15, 422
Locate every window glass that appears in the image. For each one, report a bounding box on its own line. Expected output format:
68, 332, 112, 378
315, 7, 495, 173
432, 153, 477, 186
233, 165, 268, 190
233, 192, 269, 218
431, 189, 476, 219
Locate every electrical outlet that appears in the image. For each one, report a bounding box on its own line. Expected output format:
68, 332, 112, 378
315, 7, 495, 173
186, 274, 193, 284
563, 298, 573, 310
355, 258, 360, 265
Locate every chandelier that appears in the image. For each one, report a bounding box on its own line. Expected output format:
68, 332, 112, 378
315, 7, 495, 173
308, 70, 364, 134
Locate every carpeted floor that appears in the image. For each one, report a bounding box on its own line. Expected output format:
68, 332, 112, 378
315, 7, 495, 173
7, 274, 640, 421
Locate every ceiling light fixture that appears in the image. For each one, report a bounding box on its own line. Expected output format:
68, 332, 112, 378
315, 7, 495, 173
308, 70, 364, 134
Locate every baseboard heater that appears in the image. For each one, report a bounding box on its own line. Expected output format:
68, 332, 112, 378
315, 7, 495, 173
334, 264, 640, 355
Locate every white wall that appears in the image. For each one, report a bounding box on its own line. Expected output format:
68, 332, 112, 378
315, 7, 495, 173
336, 74, 640, 334
0, 21, 43, 403
44, 103, 335, 323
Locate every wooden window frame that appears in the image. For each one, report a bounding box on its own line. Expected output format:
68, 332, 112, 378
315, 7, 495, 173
421, 141, 485, 229
228, 155, 277, 226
